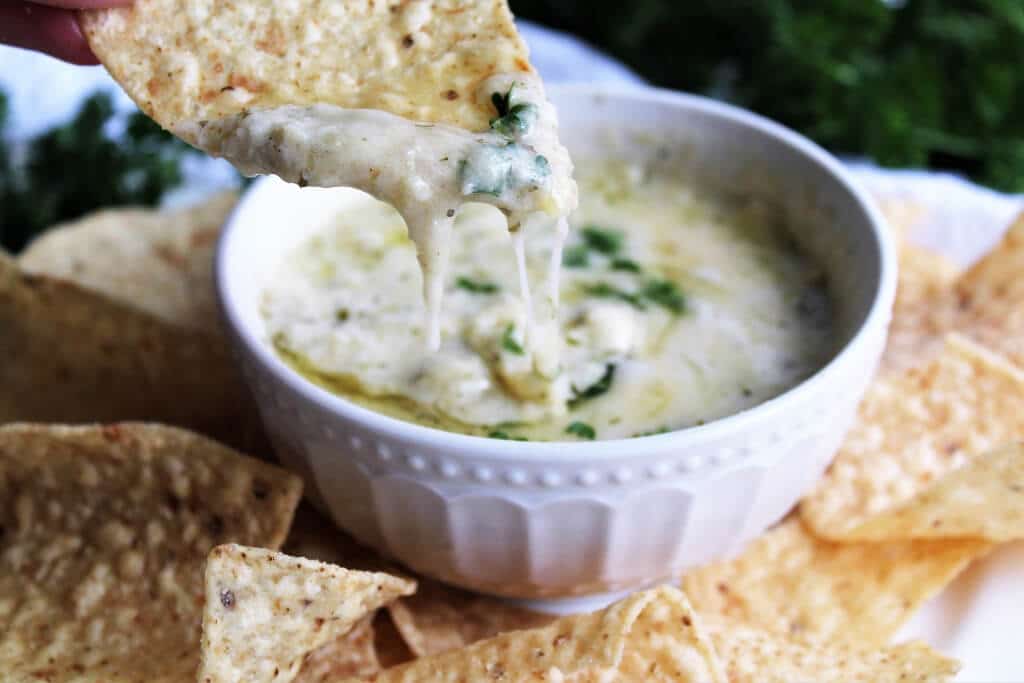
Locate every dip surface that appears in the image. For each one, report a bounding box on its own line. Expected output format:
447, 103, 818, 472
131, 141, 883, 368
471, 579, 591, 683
263, 159, 835, 441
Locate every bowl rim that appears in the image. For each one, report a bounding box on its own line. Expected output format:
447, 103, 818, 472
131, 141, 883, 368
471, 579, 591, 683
215, 82, 897, 462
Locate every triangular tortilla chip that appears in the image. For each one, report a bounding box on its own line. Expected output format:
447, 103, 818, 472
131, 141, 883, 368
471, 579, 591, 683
682, 517, 988, 647
19, 192, 237, 334
802, 334, 1024, 539
198, 544, 414, 683
386, 579, 553, 658
340, 586, 724, 683
845, 443, 1024, 542
954, 211, 1024, 366
881, 244, 959, 374
708, 618, 958, 683
80, 0, 532, 137
0, 253, 260, 452
0, 423, 302, 682
294, 616, 383, 682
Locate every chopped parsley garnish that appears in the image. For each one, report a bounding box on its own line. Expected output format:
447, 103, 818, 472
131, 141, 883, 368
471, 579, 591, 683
456, 276, 499, 294
563, 244, 590, 268
501, 325, 525, 355
640, 278, 686, 314
569, 364, 616, 408
565, 421, 596, 440
583, 282, 646, 310
335, 308, 350, 322
488, 429, 528, 441
583, 278, 686, 314
491, 103, 538, 138
489, 84, 537, 138
633, 426, 671, 437
491, 86, 514, 118
610, 258, 641, 272
581, 226, 624, 255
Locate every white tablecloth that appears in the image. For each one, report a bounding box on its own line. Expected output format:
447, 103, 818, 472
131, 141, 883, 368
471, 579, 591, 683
2, 22, 1021, 682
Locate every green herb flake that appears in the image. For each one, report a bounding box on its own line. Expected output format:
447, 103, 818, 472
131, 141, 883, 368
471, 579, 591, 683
335, 308, 350, 322
565, 421, 596, 440
563, 244, 591, 268
488, 429, 528, 441
501, 324, 525, 355
491, 86, 514, 118
456, 276, 500, 294
583, 282, 646, 310
569, 364, 616, 408
633, 426, 671, 438
581, 226, 624, 255
641, 278, 686, 314
491, 103, 538, 138
611, 258, 641, 272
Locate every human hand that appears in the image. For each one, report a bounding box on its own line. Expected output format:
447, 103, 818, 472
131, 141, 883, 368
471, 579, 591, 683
0, 0, 132, 65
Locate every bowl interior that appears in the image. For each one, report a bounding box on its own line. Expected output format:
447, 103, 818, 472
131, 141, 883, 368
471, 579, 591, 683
217, 84, 894, 452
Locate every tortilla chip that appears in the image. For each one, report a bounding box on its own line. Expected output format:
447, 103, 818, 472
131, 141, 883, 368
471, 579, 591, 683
80, 0, 532, 137
341, 586, 724, 683
19, 192, 237, 334
295, 617, 382, 682
0, 254, 259, 451
0, 423, 302, 682
387, 579, 553, 658
845, 443, 1024, 542
802, 333, 1024, 539
373, 611, 416, 670
881, 244, 959, 374
198, 544, 414, 683
708, 618, 959, 683
682, 517, 988, 646
872, 194, 928, 247
955, 212, 1024, 366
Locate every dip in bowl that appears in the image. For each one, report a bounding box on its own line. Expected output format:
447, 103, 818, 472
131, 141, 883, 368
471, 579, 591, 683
216, 85, 896, 602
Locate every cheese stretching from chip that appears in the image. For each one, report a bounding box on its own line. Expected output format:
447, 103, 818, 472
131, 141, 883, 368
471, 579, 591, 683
81, 1, 577, 350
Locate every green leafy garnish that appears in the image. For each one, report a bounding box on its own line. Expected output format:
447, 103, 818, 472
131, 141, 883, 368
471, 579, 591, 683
501, 325, 525, 355
491, 103, 538, 138
581, 226, 624, 255
491, 86, 514, 118
633, 426, 671, 438
488, 429, 528, 441
565, 421, 597, 440
335, 309, 350, 322
610, 258, 641, 272
0, 90, 220, 253
569, 364, 616, 408
583, 282, 646, 309
563, 245, 591, 268
640, 278, 686, 313
456, 276, 500, 294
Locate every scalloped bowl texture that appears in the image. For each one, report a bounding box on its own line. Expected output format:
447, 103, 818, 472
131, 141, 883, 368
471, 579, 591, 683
216, 85, 896, 602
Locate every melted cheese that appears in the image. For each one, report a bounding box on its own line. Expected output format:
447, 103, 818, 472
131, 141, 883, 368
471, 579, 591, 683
263, 160, 836, 441
186, 74, 576, 350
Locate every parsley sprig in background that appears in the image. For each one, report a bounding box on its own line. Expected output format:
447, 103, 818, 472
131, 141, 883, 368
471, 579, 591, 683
513, 0, 1024, 192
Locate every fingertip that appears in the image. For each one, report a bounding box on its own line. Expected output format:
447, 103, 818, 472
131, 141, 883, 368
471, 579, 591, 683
0, 3, 100, 65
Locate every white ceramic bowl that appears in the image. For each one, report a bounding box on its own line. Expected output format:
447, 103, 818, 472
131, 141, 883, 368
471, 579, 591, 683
216, 84, 896, 602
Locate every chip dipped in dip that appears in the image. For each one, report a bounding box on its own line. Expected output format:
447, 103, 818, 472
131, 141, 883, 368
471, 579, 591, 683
262, 159, 836, 441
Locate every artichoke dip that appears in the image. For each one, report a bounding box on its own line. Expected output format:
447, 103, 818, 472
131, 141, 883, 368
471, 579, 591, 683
263, 159, 835, 441
187, 74, 576, 350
